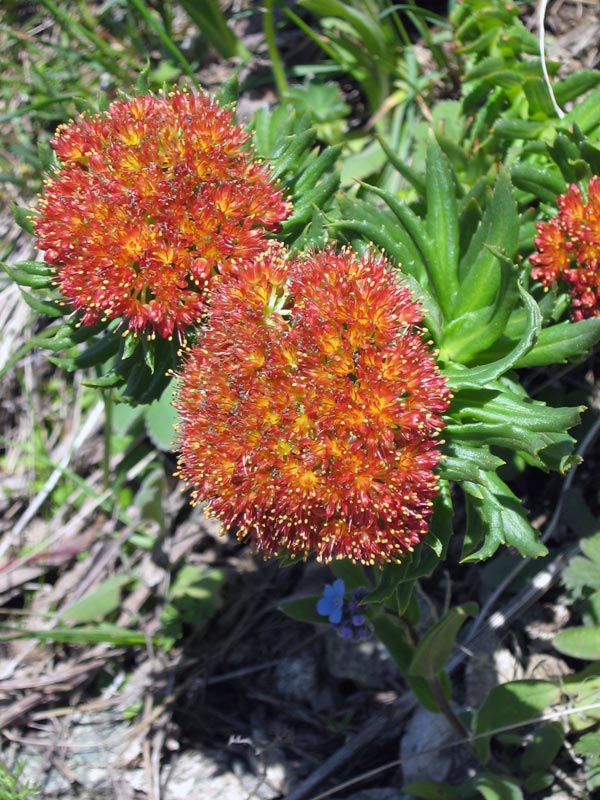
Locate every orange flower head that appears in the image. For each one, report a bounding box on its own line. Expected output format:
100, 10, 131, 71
34, 90, 291, 339
531, 177, 600, 320
175, 244, 450, 565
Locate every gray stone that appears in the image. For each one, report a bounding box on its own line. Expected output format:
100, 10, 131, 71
399, 707, 462, 786
332, 790, 409, 800
465, 631, 524, 708
325, 632, 398, 689
162, 750, 279, 800
274, 652, 318, 700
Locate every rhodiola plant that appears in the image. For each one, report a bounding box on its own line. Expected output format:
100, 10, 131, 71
4, 78, 341, 407
4, 26, 600, 791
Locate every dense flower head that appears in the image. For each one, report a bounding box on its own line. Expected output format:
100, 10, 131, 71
530, 177, 600, 320
34, 89, 291, 339
175, 244, 450, 565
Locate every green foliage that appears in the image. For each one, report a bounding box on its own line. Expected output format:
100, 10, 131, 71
286, 81, 351, 144
251, 105, 341, 247
0, 762, 40, 800
409, 602, 477, 681
158, 565, 225, 649
4, 2, 600, 793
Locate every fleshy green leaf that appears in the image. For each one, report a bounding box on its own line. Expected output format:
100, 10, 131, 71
513, 317, 600, 367
461, 472, 548, 561
455, 170, 518, 315
425, 136, 460, 318
444, 283, 540, 384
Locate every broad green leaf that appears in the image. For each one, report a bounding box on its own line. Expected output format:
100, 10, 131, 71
60, 575, 134, 623
368, 562, 408, 604
473, 680, 560, 762
409, 603, 477, 680
583, 590, 600, 625
574, 732, 600, 758
330, 559, 369, 591
145, 381, 178, 451
133, 468, 166, 535
564, 553, 600, 597
520, 722, 564, 772
372, 614, 440, 712
167, 565, 224, 623
425, 137, 460, 318
279, 595, 328, 625
561, 665, 600, 731
554, 627, 600, 661
581, 531, 600, 565
403, 780, 462, 800
473, 772, 524, 800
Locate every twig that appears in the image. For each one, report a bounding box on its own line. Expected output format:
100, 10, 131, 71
539, 0, 565, 118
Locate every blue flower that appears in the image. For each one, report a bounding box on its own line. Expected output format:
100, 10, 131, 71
317, 579, 346, 624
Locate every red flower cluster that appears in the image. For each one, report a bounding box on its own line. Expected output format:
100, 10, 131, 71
531, 176, 600, 320
34, 90, 290, 339
175, 245, 450, 565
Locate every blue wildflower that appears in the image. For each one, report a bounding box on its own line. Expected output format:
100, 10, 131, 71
317, 579, 346, 624
317, 582, 371, 640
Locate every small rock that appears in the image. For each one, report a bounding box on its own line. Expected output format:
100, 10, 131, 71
523, 602, 571, 645
7, 711, 135, 796
465, 631, 524, 707
399, 707, 463, 786
163, 750, 279, 800
332, 789, 410, 800
525, 653, 572, 680
325, 631, 398, 689
274, 652, 318, 700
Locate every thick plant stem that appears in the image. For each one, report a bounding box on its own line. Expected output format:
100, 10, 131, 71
428, 676, 475, 752
102, 389, 112, 492
264, 0, 289, 99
